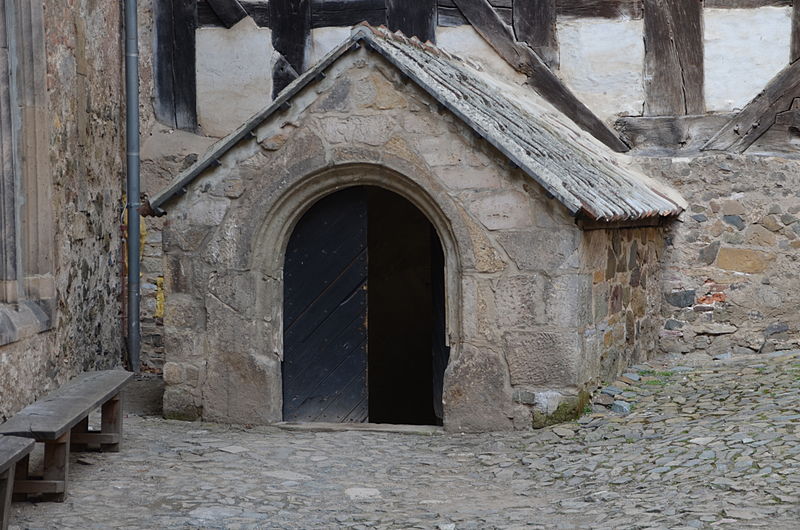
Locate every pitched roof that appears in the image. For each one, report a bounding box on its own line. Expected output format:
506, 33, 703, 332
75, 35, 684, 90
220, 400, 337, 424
148, 24, 684, 222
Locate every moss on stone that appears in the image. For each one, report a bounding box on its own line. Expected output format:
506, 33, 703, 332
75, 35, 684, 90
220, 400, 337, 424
163, 408, 201, 422
531, 390, 591, 429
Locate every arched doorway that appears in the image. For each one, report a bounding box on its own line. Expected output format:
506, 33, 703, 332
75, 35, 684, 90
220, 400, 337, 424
282, 186, 449, 425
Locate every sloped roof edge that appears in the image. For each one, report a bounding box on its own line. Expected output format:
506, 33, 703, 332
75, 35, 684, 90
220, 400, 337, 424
148, 25, 684, 222
147, 31, 363, 214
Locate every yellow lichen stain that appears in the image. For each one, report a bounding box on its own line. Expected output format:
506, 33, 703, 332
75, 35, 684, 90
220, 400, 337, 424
120, 194, 148, 271
154, 276, 166, 319
139, 217, 147, 262
369, 72, 407, 110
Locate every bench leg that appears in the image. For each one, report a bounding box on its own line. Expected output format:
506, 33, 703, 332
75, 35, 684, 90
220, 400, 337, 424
0, 467, 14, 530
11, 455, 28, 502
42, 432, 69, 502
71, 416, 89, 452
101, 393, 122, 452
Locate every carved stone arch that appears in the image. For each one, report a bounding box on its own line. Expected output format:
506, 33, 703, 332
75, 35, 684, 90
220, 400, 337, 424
250, 163, 468, 364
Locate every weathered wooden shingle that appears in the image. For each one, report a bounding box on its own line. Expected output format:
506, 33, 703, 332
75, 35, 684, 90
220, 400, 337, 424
149, 24, 684, 222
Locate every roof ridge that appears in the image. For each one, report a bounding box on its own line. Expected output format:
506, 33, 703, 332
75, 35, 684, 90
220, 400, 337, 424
352, 22, 462, 63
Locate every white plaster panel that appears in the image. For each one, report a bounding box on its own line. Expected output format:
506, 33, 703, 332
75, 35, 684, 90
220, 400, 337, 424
557, 17, 645, 121
704, 7, 791, 112
436, 25, 528, 85
307, 27, 352, 66
196, 19, 273, 138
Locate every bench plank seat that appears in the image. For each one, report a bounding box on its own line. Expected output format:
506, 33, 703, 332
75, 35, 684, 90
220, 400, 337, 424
0, 437, 33, 475
0, 370, 132, 504
0, 436, 34, 530
0, 370, 132, 441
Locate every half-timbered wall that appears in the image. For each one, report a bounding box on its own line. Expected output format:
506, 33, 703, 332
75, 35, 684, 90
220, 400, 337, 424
557, 17, 645, 121
196, 21, 273, 136
143, 0, 800, 139
704, 7, 792, 111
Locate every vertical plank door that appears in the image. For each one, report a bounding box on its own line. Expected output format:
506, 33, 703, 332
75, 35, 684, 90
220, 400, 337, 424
282, 188, 368, 423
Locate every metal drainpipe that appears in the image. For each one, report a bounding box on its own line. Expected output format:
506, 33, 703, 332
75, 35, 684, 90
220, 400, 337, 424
124, 0, 141, 373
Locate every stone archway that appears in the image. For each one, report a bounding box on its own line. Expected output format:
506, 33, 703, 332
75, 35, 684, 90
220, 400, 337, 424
281, 186, 450, 425
250, 164, 466, 426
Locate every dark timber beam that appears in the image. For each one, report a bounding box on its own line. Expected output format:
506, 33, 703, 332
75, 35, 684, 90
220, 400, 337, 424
439, 6, 512, 26
451, 0, 629, 152
387, 0, 437, 43
439, 0, 512, 26
198, 1, 386, 28
793, 1, 800, 63
153, 0, 197, 131
555, 0, 643, 18
312, 0, 386, 28
704, 0, 790, 7
205, 0, 248, 27
643, 0, 704, 116
703, 59, 800, 153
271, 0, 311, 97
513, 0, 558, 69
614, 113, 735, 155
197, 0, 794, 29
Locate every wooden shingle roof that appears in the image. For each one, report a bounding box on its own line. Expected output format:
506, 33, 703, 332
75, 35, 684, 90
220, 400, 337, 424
148, 24, 684, 222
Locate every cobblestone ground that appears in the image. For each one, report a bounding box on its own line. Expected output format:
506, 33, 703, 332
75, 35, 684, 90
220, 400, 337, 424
12, 350, 800, 529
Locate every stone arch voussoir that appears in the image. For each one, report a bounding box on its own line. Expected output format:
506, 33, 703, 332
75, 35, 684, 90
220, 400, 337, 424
248, 162, 473, 422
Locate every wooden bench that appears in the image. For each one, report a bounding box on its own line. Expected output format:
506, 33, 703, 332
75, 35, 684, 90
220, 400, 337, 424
0, 370, 132, 502
0, 436, 34, 530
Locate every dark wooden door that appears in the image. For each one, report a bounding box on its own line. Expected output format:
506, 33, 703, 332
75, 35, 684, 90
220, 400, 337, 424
282, 188, 368, 422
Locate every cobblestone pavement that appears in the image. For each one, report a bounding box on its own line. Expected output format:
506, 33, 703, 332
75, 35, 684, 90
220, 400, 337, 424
12, 350, 800, 529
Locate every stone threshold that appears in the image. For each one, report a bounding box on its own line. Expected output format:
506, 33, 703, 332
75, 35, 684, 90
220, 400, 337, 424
274, 422, 444, 436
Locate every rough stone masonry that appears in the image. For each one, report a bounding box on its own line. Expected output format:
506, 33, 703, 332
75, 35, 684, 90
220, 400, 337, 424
646, 155, 800, 361
0, 0, 126, 420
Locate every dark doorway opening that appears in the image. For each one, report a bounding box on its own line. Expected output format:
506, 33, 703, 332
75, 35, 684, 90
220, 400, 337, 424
282, 186, 449, 426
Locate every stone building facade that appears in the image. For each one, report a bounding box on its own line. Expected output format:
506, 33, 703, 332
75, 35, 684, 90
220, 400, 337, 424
0, 1, 126, 419
147, 27, 682, 431
132, 1, 799, 430
0, 1, 795, 431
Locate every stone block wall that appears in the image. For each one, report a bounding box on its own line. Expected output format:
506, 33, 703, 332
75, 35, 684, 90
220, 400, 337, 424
0, 1, 125, 420
640, 155, 800, 361
582, 228, 665, 383
159, 50, 670, 431
501, 226, 665, 428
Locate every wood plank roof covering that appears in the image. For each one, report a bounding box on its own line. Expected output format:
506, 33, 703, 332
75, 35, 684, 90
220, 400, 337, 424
148, 24, 684, 222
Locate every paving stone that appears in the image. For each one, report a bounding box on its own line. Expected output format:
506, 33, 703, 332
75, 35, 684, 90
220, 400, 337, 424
601, 386, 624, 397
595, 393, 615, 406
11, 350, 800, 529
611, 401, 631, 414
